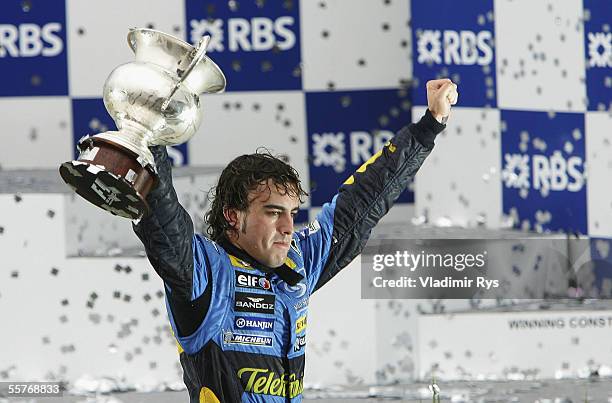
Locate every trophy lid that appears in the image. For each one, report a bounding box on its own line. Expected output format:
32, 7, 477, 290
127, 28, 226, 95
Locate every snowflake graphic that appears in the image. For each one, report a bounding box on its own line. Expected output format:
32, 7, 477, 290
588, 32, 612, 68
190, 19, 224, 52
502, 153, 530, 189
417, 30, 442, 65
312, 132, 346, 173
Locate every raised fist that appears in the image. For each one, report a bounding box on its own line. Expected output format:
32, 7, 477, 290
426, 78, 458, 123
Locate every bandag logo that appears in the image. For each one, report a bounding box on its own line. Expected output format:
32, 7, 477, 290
234, 292, 275, 314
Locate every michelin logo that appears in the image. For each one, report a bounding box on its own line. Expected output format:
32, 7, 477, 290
235, 316, 274, 332
224, 330, 273, 347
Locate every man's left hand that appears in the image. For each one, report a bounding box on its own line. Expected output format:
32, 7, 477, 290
426, 78, 459, 123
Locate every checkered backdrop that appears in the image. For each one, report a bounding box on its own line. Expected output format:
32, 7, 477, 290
1, 0, 610, 235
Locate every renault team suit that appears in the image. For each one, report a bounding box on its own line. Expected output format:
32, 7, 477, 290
132, 110, 445, 402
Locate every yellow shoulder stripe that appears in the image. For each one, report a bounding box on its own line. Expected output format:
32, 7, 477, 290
284, 257, 297, 269
229, 255, 252, 270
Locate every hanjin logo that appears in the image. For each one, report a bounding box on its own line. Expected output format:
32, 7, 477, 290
235, 292, 275, 314
235, 316, 274, 332
235, 271, 271, 291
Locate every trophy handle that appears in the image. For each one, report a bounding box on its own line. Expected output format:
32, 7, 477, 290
161, 35, 211, 112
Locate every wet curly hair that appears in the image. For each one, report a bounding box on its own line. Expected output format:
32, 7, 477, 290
205, 149, 308, 242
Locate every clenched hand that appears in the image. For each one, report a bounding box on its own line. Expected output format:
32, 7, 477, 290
426, 78, 459, 123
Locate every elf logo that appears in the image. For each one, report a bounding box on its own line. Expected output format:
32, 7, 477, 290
189, 17, 296, 52
235, 271, 271, 291
0, 23, 63, 58
416, 29, 493, 66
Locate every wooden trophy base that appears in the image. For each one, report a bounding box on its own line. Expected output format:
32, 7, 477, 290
59, 136, 158, 220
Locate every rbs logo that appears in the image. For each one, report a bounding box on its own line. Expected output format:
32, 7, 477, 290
0, 23, 63, 57
417, 29, 493, 66
311, 130, 395, 173
503, 151, 584, 194
190, 17, 296, 52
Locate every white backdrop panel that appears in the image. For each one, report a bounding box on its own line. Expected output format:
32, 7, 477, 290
66, 0, 186, 98
414, 105, 503, 228
494, 0, 587, 112
188, 91, 310, 203
300, 0, 412, 91
0, 97, 72, 169
586, 112, 612, 237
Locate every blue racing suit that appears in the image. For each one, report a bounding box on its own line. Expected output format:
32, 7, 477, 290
132, 110, 445, 402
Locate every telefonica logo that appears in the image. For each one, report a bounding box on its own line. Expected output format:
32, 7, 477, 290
237, 367, 303, 398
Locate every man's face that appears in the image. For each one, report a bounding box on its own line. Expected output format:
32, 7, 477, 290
227, 180, 300, 268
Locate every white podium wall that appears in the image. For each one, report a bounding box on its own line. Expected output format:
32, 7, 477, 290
417, 309, 612, 380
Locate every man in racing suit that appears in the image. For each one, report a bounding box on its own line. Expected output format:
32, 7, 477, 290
132, 79, 458, 402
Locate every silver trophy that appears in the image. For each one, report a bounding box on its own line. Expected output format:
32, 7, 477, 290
59, 28, 226, 219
